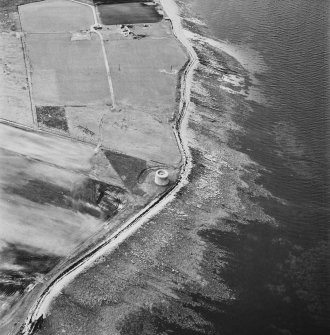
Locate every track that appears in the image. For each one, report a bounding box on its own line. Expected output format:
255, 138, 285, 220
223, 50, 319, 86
19, 0, 199, 333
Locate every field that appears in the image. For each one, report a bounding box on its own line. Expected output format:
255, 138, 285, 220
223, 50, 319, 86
13, 0, 188, 166
66, 104, 182, 165
97, 2, 162, 25
0, 33, 33, 126
19, 1, 111, 107
106, 37, 187, 108
25, 33, 111, 106
19, 0, 93, 33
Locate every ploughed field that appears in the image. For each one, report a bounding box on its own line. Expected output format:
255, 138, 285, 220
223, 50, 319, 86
0, 0, 187, 329
97, 1, 162, 25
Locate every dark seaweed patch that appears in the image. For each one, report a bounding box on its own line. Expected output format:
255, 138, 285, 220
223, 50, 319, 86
117, 302, 214, 335
197, 221, 330, 334
36, 106, 68, 132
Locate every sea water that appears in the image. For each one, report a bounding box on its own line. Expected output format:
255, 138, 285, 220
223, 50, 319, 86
182, 0, 329, 333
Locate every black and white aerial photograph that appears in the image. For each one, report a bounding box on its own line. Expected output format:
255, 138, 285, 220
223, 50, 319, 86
0, 0, 329, 334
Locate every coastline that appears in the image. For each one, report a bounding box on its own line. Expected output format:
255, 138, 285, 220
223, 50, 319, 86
1, 0, 329, 334
20, 0, 266, 334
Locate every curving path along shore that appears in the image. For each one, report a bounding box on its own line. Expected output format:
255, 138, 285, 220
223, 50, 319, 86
19, 0, 199, 334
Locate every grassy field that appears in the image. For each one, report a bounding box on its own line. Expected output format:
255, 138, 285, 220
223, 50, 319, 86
0, 0, 92, 10
0, 2, 38, 127
19, 0, 111, 107
0, 33, 33, 126
0, 1, 93, 30
8, 0, 186, 165
25, 33, 111, 106
0, 0, 43, 11
65, 104, 181, 165
106, 37, 187, 108
19, 0, 93, 33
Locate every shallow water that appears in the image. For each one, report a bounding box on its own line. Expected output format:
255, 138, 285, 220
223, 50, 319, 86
183, 0, 329, 332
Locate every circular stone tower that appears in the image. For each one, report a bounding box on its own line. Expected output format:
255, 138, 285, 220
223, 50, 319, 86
154, 169, 169, 186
